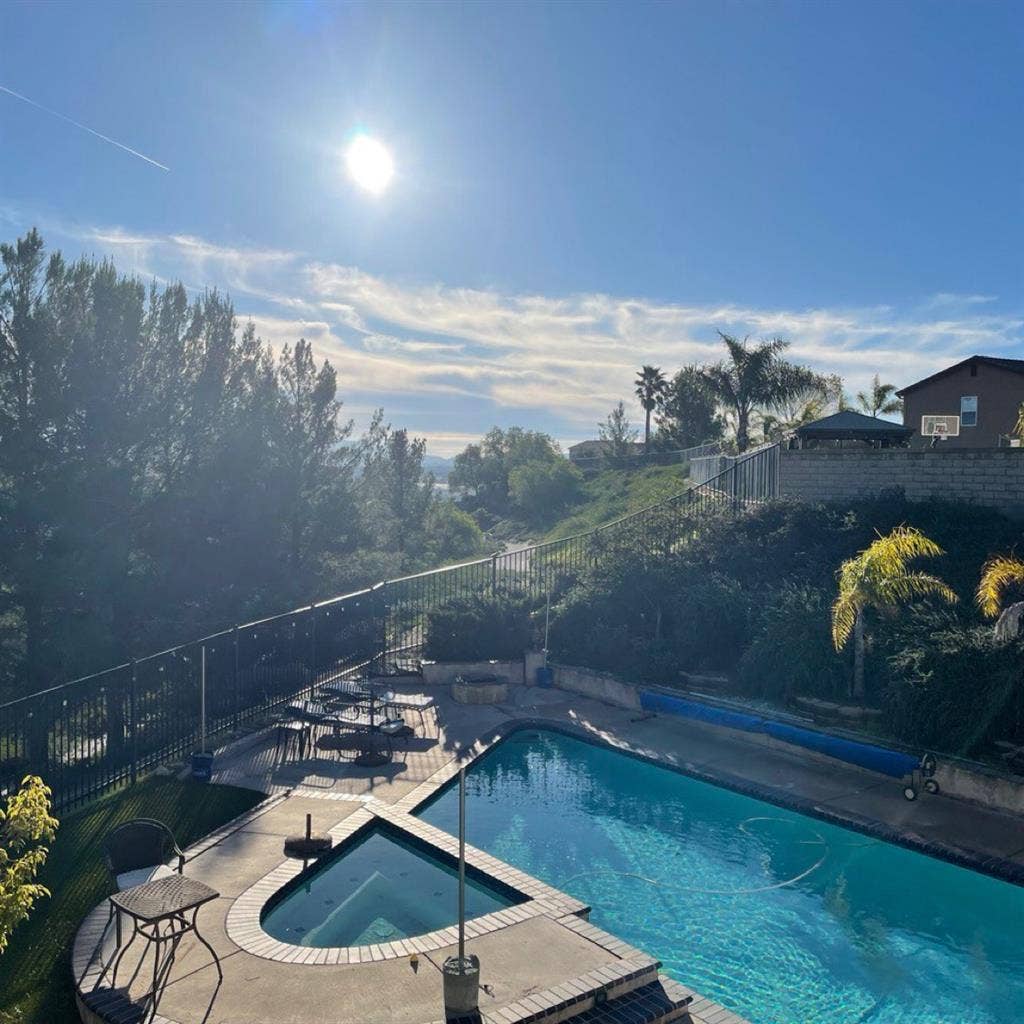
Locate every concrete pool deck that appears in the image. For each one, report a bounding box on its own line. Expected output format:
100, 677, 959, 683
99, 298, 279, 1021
71, 680, 1024, 1024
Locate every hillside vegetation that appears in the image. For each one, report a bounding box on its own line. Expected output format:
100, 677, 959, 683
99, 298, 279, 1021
542, 464, 691, 539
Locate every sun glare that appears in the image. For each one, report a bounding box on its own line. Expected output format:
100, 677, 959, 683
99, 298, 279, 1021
345, 134, 394, 195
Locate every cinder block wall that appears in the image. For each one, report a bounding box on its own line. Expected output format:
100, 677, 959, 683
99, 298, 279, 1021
779, 449, 1024, 519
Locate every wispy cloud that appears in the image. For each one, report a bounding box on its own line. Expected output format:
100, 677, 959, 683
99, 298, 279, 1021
14, 217, 1024, 449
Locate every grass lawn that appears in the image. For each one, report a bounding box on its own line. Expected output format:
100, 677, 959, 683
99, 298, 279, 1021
0, 776, 265, 1024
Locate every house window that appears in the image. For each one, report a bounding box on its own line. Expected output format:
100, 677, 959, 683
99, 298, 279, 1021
960, 395, 978, 427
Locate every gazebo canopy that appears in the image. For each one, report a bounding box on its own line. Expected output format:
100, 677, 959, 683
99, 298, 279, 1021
795, 410, 914, 443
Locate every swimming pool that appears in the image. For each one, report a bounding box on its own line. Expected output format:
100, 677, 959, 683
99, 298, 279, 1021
261, 824, 520, 947
418, 729, 1024, 1024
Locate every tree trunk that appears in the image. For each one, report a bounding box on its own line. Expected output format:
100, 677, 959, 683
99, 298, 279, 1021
852, 610, 866, 701
736, 408, 750, 453
644, 408, 651, 453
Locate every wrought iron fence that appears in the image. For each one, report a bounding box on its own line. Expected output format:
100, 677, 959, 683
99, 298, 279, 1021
0, 443, 779, 810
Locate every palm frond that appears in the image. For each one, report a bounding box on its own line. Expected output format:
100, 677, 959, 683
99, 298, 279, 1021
863, 526, 944, 576
877, 572, 957, 607
976, 555, 1024, 619
831, 592, 858, 651
833, 526, 954, 636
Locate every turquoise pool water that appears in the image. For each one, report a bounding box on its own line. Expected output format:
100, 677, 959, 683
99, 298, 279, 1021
261, 825, 518, 947
418, 729, 1024, 1024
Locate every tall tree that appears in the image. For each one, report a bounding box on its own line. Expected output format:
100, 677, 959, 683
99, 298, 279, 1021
362, 415, 434, 561
276, 338, 358, 593
598, 401, 638, 463
832, 526, 957, 700
697, 334, 822, 452
633, 365, 667, 454
856, 374, 903, 417
655, 366, 723, 449
1, 232, 87, 691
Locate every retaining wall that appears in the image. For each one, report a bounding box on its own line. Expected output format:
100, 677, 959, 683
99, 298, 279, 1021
779, 448, 1024, 519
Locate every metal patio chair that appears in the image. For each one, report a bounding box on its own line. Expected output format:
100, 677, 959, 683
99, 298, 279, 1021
103, 818, 186, 892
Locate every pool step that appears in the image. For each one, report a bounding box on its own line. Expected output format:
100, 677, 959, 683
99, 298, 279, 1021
560, 976, 694, 1024
440, 973, 694, 1024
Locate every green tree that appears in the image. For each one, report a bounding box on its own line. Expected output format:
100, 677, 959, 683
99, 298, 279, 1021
832, 526, 957, 700
275, 338, 360, 595
0, 776, 58, 956
655, 365, 723, 449
634, 365, 667, 454
598, 401, 638, 463
508, 459, 583, 523
449, 427, 561, 516
423, 501, 486, 565
362, 416, 434, 561
0, 231, 76, 696
698, 334, 823, 452
856, 374, 903, 417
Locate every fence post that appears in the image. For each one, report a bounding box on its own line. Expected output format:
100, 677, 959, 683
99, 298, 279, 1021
378, 583, 389, 677
129, 659, 137, 786
232, 626, 240, 730
491, 553, 498, 594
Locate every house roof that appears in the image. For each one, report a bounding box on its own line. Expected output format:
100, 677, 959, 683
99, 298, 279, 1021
897, 355, 1024, 397
795, 410, 914, 440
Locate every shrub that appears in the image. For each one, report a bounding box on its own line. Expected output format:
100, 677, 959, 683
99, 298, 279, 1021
738, 585, 849, 703
548, 558, 751, 681
885, 621, 1024, 756
423, 502, 486, 564
423, 593, 538, 662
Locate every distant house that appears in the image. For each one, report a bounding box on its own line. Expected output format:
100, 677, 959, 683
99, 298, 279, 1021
898, 355, 1024, 448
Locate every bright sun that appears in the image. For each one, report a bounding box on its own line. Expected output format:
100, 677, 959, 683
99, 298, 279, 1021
345, 134, 394, 195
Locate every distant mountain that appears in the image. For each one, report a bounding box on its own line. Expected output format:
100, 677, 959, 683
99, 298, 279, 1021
423, 454, 454, 481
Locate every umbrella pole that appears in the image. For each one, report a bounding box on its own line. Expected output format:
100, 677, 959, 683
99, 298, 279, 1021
458, 764, 466, 964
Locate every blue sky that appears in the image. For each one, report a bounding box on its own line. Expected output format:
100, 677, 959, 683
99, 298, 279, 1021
1, 1, 1021, 454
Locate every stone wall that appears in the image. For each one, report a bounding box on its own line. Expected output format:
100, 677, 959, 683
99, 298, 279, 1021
780, 448, 1024, 519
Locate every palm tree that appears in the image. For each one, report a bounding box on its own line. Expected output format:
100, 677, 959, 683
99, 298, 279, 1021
832, 526, 957, 700
697, 334, 822, 452
634, 365, 667, 454
977, 555, 1024, 641
856, 374, 903, 418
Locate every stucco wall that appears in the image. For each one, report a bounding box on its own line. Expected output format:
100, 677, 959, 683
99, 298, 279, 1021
779, 448, 1024, 519
551, 663, 642, 710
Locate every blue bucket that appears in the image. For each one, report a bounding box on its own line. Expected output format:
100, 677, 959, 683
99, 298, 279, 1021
191, 751, 214, 782
535, 666, 553, 688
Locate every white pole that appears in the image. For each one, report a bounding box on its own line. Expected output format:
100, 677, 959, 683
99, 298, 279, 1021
458, 764, 466, 966
200, 645, 207, 753
544, 586, 551, 653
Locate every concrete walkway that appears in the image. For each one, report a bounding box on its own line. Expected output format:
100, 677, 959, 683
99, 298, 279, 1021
72, 681, 1024, 1024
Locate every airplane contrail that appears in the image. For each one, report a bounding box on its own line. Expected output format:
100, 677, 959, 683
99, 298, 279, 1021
0, 84, 170, 172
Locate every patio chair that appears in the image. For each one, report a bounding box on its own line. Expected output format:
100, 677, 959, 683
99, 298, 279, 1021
274, 718, 312, 763
103, 818, 185, 892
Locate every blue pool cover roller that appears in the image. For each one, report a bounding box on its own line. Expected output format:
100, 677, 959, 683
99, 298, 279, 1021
639, 690, 921, 779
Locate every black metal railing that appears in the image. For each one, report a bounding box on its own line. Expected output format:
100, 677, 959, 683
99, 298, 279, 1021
0, 443, 779, 810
